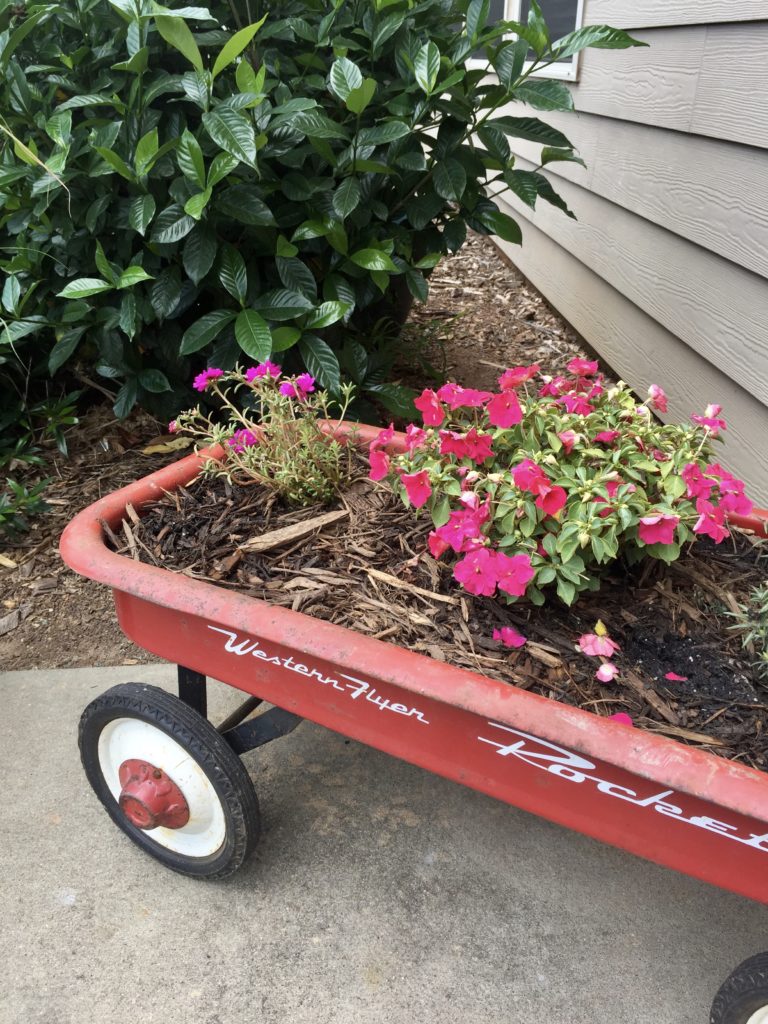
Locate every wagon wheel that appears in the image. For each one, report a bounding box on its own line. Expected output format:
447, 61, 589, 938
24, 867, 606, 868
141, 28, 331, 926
79, 683, 260, 879
711, 952, 768, 1024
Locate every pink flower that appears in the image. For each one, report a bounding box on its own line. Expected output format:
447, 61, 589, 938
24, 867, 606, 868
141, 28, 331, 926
401, 470, 432, 508
557, 430, 579, 454
535, 486, 567, 517
432, 505, 489, 553
567, 357, 599, 377
557, 393, 593, 415
578, 633, 620, 657
681, 463, 716, 500
720, 491, 753, 516
693, 499, 729, 543
439, 427, 494, 463
246, 360, 281, 381
428, 532, 450, 558
538, 375, 569, 397
279, 381, 297, 398
370, 424, 395, 452
609, 713, 634, 727
227, 428, 258, 453
593, 430, 620, 444
512, 458, 550, 496
453, 548, 498, 597
493, 626, 527, 648
495, 551, 535, 597
637, 512, 679, 546
368, 449, 390, 482
414, 388, 445, 426
168, 420, 177, 433
705, 403, 722, 418
295, 372, 316, 396
193, 367, 224, 392
436, 382, 492, 410
596, 662, 619, 682
691, 410, 727, 435
664, 672, 688, 682
487, 390, 523, 428
647, 384, 668, 413
498, 364, 539, 389
405, 423, 427, 453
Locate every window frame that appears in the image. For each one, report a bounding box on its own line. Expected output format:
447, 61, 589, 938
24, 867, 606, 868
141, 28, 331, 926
468, 0, 585, 83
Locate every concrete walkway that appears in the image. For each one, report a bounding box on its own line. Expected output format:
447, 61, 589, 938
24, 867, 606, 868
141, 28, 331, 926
1, 664, 765, 1024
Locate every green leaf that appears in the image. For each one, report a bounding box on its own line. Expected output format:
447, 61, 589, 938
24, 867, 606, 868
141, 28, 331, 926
345, 78, 376, 114
180, 310, 237, 354
276, 235, 298, 258
202, 108, 257, 165
493, 38, 527, 87
270, 326, 301, 352
540, 147, 587, 169
95, 240, 118, 285
128, 194, 156, 235
1, 275, 20, 315
94, 147, 135, 182
556, 577, 576, 605
515, 80, 574, 112
216, 185, 275, 225
177, 129, 206, 187
56, 93, 118, 112
207, 151, 239, 186
234, 309, 271, 360
57, 278, 113, 299
181, 70, 211, 108
184, 187, 212, 219
118, 266, 154, 288
212, 15, 267, 79
134, 128, 159, 175
298, 335, 341, 392
329, 56, 363, 102
112, 46, 150, 73
442, 217, 466, 252
119, 292, 137, 339
553, 25, 648, 61
433, 158, 467, 201
503, 169, 539, 208
49, 328, 85, 375
139, 368, 171, 393
252, 289, 314, 321
489, 116, 572, 149
276, 257, 317, 299
114, 379, 138, 419
150, 203, 196, 243
155, 14, 203, 71
290, 110, 350, 140
534, 174, 575, 218
466, 0, 490, 43
349, 249, 398, 272
404, 267, 428, 302
45, 110, 72, 148
219, 246, 248, 304
183, 224, 217, 284
414, 41, 440, 94
303, 301, 350, 330
332, 177, 361, 219
475, 207, 522, 244
356, 121, 410, 146
0, 7, 50, 70
150, 267, 182, 319
525, 0, 550, 55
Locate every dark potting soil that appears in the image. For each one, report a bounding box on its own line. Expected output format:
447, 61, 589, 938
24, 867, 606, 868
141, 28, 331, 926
117, 460, 768, 769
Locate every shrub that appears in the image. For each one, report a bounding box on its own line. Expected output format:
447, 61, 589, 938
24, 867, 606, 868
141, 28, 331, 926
0, 0, 643, 422
369, 363, 752, 606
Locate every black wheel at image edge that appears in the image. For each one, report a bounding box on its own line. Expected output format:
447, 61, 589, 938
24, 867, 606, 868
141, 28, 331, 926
79, 682, 260, 879
712, 952, 768, 1024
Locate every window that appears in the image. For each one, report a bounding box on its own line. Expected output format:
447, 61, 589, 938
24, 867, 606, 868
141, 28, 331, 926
480, 0, 584, 81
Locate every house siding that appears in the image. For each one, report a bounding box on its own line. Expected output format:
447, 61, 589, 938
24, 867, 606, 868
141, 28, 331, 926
493, 5, 768, 500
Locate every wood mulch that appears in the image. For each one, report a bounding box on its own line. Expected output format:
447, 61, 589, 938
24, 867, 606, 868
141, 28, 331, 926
120, 452, 768, 771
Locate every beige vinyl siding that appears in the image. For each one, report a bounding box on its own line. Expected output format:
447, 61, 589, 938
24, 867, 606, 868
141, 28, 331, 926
494, 3, 768, 501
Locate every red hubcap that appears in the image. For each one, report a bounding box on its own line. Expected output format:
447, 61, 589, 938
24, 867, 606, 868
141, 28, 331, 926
118, 759, 190, 830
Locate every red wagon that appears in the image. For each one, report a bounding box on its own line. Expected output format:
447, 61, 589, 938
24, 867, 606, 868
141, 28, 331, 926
60, 427, 768, 1023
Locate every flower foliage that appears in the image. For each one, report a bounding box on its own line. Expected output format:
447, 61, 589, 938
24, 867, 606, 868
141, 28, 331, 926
173, 364, 354, 505
369, 364, 752, 606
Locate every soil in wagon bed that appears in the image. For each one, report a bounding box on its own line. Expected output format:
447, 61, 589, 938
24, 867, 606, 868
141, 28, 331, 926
122, 455, 768, 770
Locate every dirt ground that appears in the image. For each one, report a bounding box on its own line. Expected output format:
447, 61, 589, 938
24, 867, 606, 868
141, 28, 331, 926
0, 234, 590, 671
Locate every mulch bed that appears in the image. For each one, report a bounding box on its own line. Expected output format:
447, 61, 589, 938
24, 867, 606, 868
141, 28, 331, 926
120, 452, 768, 770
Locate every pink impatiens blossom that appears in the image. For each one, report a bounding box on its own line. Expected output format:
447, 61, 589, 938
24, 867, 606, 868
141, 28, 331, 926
405, 423, 427, 453
498, 364, 539, 390
693, 499, 730, 543
593, 430, 620, 444
368, 449, 390, 482
512, 458, 551, 496
413, 388, 445, 426
495, 551, 535, 597
578, 632, 620, 657
493, 626, 527, 648
637, 512, 680, 546
647, 384, 668, 413
227, 428, 258, 453
610, 712, 634, 727
168, 420, 177, 433
439, 427, 494, 463
453, 548, 499, 597
557, 392, 593, 416
691, 406, 727, 435
431, 504, 489, 554
193, 367, 224, 392
428, 532, 450, 558
557, 430, 579, 454
436, 383, 492, 410
567, 357, 599, 377
245, 360, 281, 381
370, 424, 395, 451
664, 672, 688, 682
487, 390, 523, 428
595, 662, 619, 682
535, 486, 567, 517
401, 470, 432, 508
538, 375, 569, 398
681, 462, 716, 500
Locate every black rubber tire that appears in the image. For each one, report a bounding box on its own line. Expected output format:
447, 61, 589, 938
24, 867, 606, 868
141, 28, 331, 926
711, 952, 768, 1024
79, 682, 260, 879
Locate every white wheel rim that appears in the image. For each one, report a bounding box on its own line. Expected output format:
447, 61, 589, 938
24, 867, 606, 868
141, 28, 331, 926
746, 1007, 768, 1024
98, 718, 227, 858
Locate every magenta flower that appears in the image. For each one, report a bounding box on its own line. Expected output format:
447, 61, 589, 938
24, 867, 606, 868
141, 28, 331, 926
413, 388, 445, 426
567, 357, 599, 377
495, 551, 535, 597
193, 367, 224, 392
664, 672, 688, 682
578, 633, 620, 657
487, 390, 523, 428
405, 423, 427, 453
279, 381, 297, 398
428, 532, 450, 558
401, 470, 432, 509
436, 383, 492, 410
637, 512, 679, 546
370, 424, 395, 452
593, 430, 620, 444
557, 430, 579, 453
693, 499, 729, 543
498, 364, 539, 390
691, 409, 727, 435
368, 449, 390, 482
595, 662, 619, 683
245, 360, 281, 381
439, 427, 494, 463
609, 713, 634, 727
535, 486, 567, 517
557, 393, 593, 416
538, 375, 569, 397
647, 384, 668, 413
227, 428, 258, 453
296, 372, 315, 394
493, 626, 527, 649
681, 463, 715, 500
512, 458, 550, 496
168, 420, 177, 433
432, 505, 489, 553
453, 548, 498, 597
